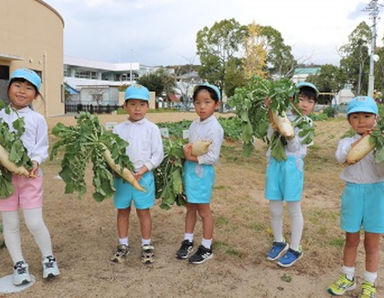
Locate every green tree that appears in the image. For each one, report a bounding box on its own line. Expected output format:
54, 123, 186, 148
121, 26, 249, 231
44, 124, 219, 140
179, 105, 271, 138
306, 64, 346, 93
259, 26, 296, 77
374, 46, 384, 98
137, 68, 176, 100
339, 21, 371, 95
196, 18, 247, 97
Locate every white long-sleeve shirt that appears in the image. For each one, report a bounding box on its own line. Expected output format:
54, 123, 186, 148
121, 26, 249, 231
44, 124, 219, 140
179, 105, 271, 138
336, 134, 384, 184
0, 107, 48, 165
188, 115, 224, 165
266, 110, 312, 159
113, 118, 164, 172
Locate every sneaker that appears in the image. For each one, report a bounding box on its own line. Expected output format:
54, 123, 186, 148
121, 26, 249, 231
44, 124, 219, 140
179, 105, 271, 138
13, 261, 32, 286
188, 245, 213, 264
42, 255, 60, 279
141, 244, 155, 264
359, 281, 376, 298
328, 274, 356, 296
111, 244, 130, 263
176, 240, 193, 259
277, 248, 303, 267
266, 241, 289, 261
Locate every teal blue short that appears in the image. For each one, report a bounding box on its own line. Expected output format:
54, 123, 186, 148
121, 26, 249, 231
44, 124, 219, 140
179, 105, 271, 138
341, 182, 384, 233
265, 156, 304, 202
183, 160, 215, 204
113, 172, 155, 210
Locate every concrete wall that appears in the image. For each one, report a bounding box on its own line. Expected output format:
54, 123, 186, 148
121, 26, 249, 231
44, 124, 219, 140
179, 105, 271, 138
0, 0, 64, 116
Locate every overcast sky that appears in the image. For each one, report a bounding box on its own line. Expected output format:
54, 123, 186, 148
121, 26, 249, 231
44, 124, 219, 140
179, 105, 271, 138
43, 0, 383, 66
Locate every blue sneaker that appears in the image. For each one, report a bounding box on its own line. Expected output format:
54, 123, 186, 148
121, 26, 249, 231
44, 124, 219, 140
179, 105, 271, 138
266, 241, 289, 261
277, 248, 303, 267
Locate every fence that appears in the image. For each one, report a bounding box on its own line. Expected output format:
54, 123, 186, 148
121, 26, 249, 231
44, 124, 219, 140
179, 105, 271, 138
65, 104, 121, 114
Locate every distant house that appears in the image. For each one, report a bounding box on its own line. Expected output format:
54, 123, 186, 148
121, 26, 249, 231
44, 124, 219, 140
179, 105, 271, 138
292, 67, 321, 83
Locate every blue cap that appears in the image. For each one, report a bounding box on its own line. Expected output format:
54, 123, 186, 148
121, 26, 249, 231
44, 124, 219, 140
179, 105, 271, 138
347, 96, 378, 115
124, 84, 150, 101
10, 68, 41, 91
195, 83, 221, 101
296, 81, 319, 96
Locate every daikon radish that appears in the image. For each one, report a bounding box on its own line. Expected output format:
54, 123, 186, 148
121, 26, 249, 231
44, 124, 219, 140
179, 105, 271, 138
271, 110, 295, 139
191, 140, 212, 156
0, 144, 30, 177
346, 135, 375, 165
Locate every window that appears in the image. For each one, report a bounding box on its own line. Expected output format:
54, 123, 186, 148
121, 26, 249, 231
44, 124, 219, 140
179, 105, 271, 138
75, 71, 97, 79
0, 66, 9, 80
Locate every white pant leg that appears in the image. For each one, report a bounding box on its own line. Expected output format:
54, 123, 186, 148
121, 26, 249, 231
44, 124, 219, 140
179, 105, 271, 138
269, 201, 284, 242
287, 201, 303, 251
23, 208, 53, 258
1, 210, 24, 264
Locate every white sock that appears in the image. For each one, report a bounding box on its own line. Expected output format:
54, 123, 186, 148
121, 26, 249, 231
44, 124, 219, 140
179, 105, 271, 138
119, 237, 128, 246
364, 271, 377, 285
184, 233, 193, 242
269, 201, 284, 242
141, 238, 151, 246
201, 238, 212, 249
1, 210, 24, 264
342, 265, 355, 281
23, 208, 53, 258
287, 201, 303, 251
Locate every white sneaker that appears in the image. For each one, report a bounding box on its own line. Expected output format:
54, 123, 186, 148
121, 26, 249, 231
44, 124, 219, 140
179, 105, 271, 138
42, 255, 60, 279
13, 260, 32, 286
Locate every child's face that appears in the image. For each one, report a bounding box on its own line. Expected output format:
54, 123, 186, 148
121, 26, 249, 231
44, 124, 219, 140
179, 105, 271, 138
124, 99, 149, 122
295, 94, 316, 115
348, 112, 377, 135
193, 90, 220, 121
8, 81, 38, 110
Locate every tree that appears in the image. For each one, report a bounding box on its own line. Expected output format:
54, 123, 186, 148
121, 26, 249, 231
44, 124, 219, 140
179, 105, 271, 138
306, 64, 347, 103
242, 22, 267, 79
196, 18, 247, 97
259, 26, 296, 78
339, 21, 371, 95
137, 68, 176, 101
374, 46, 384, 98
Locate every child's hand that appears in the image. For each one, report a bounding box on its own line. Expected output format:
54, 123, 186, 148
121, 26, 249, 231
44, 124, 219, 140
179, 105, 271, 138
183, 143, 193, 159
29, 161, 39, 178
134, 166, 148, 181
264, 97, 270, 108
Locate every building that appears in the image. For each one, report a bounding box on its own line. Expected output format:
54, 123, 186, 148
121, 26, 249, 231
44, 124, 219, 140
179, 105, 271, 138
292, 67, 321, 83
0, 0, 64, 117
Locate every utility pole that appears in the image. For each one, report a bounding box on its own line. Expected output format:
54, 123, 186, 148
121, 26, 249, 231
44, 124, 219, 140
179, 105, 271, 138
365, 0, 381, 97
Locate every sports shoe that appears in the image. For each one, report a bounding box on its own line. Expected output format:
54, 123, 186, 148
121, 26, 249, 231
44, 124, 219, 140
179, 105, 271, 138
111, 244, 130, 263
188, 245, 213, 264
176, 240, 193, 259
359, 281, 376, 298
328, 274, 356, 296
277, 247, 303, 267
13, 260, 32, 286
266, 241, 289, 261
141, 244, 155, 264
42, 255, 60, 279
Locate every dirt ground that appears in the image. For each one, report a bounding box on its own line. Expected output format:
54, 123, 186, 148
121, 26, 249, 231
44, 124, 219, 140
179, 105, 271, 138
1, 112, 384, 298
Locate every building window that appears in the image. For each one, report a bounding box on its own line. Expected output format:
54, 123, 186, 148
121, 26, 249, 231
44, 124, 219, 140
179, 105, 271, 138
0, 66, 10, 80
75, 71, 97, 79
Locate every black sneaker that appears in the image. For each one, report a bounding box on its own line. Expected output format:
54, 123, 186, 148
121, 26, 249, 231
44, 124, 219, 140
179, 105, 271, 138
176, 240, 193, 259
188, 245, 213, 264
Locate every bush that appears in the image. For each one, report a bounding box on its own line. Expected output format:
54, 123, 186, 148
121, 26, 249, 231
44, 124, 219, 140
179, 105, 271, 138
323, 106, 337, 118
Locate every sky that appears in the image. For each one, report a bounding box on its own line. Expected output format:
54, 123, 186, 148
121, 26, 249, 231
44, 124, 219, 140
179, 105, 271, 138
43, 0, 383, 67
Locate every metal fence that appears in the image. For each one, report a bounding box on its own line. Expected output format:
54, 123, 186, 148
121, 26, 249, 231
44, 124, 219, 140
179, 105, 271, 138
65, 104, 121, 114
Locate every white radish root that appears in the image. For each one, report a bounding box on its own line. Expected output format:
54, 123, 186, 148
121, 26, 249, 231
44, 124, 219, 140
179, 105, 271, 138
346, 135, 375, 165
271, 110, 295, 139
0, 144, 30, 177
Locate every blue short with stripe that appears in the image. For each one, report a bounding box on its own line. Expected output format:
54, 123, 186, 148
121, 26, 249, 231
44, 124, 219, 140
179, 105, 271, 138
265, 156, 304, 202
341, 182, 384, 233
113, 171, 155, 210
183, 160, 215, 204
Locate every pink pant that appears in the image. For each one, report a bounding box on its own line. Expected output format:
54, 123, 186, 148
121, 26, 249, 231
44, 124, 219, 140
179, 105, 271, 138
0, 175, 43, 211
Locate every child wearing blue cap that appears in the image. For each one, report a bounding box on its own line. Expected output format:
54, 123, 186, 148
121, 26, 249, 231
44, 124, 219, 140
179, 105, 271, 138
0, 68, 60, 285
110, 84, 164, 264
265, 82, 318, 267
175, 83, 224, 264
328, 96, 383, 297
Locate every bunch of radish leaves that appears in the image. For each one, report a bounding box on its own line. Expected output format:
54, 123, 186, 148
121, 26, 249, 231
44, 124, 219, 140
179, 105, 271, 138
367, 117, 384, 163
0, 106, 32, 198
50, 112, 134, 201
229, 76, 314, 161
154, 138, 186, 210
